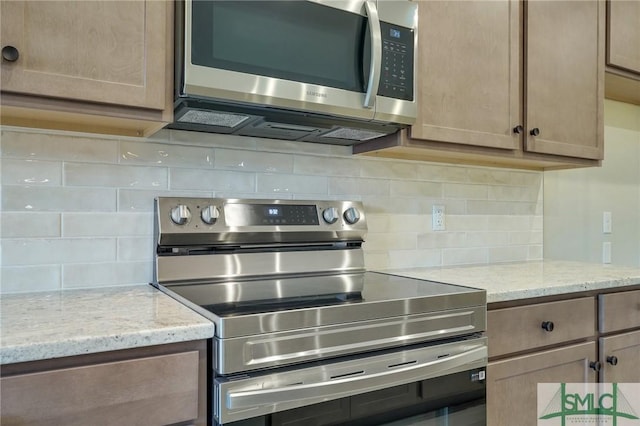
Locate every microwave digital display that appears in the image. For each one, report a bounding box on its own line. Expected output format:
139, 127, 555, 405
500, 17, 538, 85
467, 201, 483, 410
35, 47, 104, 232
390, 28, 401, 39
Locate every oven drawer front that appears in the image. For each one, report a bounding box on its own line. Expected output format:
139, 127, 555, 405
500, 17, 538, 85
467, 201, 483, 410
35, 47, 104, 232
214, 337, 487, 424
217, 306, 486, 374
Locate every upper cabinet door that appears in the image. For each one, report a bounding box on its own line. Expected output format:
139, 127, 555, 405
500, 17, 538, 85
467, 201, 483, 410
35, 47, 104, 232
607, 0, 640, 74
525, 0, 604, 160
0, 1, 167, 110
410, 0, 522, 150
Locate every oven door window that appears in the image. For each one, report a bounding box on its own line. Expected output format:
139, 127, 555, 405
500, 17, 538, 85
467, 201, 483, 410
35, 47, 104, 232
191, 1, 369, 92
218, 370, 485, 426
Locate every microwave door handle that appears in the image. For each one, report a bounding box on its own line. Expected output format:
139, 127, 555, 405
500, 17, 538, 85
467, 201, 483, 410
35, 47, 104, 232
363, 0, 382, 109
226, 345, 486, 410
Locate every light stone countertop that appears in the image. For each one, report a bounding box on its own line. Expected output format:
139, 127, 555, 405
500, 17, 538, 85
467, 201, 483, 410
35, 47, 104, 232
380, 260, 640, 304
0, 285, 215, 365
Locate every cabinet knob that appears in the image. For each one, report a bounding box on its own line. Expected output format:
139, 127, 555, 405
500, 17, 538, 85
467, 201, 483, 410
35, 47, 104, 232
513, 125, 524, 134
541, 321, 554, 332
589, 361, 602, 372
606, 356, 618, 366
2, 45, 19, 62
530, 128, 540, 137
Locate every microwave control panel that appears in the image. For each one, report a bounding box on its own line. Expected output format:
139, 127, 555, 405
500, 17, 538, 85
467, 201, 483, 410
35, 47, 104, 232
378, 21, 414, 102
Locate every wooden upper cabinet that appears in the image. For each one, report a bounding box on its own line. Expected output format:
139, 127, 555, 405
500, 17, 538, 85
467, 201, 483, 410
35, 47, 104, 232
410, 0, 522, 151
0, 1, 172, 137
355, 0, 604, 170
607, 0, 640, 74
1, 1, 165, 110
524, 0, 605, 160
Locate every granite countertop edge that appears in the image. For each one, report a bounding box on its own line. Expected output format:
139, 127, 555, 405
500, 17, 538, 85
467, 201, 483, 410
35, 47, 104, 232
378, 260, 640, 304
0, 285, 215, 366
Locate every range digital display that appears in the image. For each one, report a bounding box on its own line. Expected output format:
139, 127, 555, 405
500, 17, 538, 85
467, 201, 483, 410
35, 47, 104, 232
265, 207, 282, 217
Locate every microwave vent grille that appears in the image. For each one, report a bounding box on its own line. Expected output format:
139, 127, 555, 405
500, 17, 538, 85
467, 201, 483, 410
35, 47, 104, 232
177, 110, 251, 128
321, 128, 387, 142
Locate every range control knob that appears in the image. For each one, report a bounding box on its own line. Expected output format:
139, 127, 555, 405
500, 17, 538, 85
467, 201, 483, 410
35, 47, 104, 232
201, 205, 220, 225
170, 205, 191, 225
343, 207, 361, 225
322, 207, 339, 224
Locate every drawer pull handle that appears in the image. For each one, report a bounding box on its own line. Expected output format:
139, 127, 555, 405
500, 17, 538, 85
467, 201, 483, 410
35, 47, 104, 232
589, 361, 602, 372
541, 321, 554, 332
606, 356, 618, 366
2, 45, 19, 62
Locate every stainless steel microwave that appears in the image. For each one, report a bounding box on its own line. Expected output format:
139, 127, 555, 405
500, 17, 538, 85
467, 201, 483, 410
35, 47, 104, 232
171, 0, 418, 145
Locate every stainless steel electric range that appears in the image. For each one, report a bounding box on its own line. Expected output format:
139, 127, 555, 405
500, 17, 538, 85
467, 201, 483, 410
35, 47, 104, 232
152, 197, 487, 426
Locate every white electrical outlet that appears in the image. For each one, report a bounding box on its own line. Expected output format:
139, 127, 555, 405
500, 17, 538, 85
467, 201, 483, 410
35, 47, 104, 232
603, 242, 612, 264
432, 205, 445, 231
603, 211, 612, 234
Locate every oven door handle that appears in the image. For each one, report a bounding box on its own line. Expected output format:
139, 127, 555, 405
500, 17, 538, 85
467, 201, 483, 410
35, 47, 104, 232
226, 345, 486, 409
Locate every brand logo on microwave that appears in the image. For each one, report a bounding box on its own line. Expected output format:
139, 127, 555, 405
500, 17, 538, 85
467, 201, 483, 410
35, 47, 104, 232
306, 90, 327, 99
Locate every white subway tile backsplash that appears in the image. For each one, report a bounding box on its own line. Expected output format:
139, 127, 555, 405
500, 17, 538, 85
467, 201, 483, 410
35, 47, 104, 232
489, 245, 530, 263
118, 237, 154, 262
388, 249, 442, 269
363, 233, 417, 251
1, 265, 62, 293
2, 186, 116, 212
118, 189, 212, 212
1, 213, 61, 238
65, 163, 168, 189
444, 183, 488, 200
170, 168, 255, 192
1, 159, 62, 186
443, 248, 488, 266
215, 149, 293, 173
417, 232, 467, 249
329, 177, 389, 196
360, 159, 419, 179
258, 173, 327, 194
294, 155, 360, 177
2, 238, 116, 266
1, 127, 544, 293
1, 130, 118, 163
120, 140, 214, 168
63, 261, 152, 288
63, 213, 152, 237
390, 181, 442, 198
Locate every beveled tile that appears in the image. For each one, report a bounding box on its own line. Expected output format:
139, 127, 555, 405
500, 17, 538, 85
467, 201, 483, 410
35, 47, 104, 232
329, 177, 389, 196
1, 213, 61, 238
215, 148, 293, 173
390, 181, 442, 197
2, 238, 116, 266
62, 213, 152, 237
2, 186, 116, 212
1, 159, 62, 185
1, 265, 62, 293
257, 173, 327, 194
120, 140, 214, 168
65, 163, 168, 189
63, 261, 152, 288
170, 168, 255, 192
0, 130, 118, 162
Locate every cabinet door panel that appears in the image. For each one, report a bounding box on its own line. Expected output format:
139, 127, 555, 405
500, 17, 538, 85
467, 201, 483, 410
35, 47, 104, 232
410, 0, 521, 150
525, 0, 604, 160
0, 351, 199, 426
607, 0, 640, 74
600, 330, 640, 383
487, 342, 597, 426
0, 1, 166, 110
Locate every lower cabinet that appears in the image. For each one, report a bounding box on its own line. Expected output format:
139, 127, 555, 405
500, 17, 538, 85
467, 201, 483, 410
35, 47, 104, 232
600, 330, 640, 383
487, 288, 640, 426
487, 342, 597, 426
0, 340, 207, 426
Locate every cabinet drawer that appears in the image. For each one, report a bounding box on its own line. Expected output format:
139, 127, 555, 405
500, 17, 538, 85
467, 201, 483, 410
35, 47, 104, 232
0, 351, 199, 426
599, 289, 640, 333
488, 297, 596, 358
